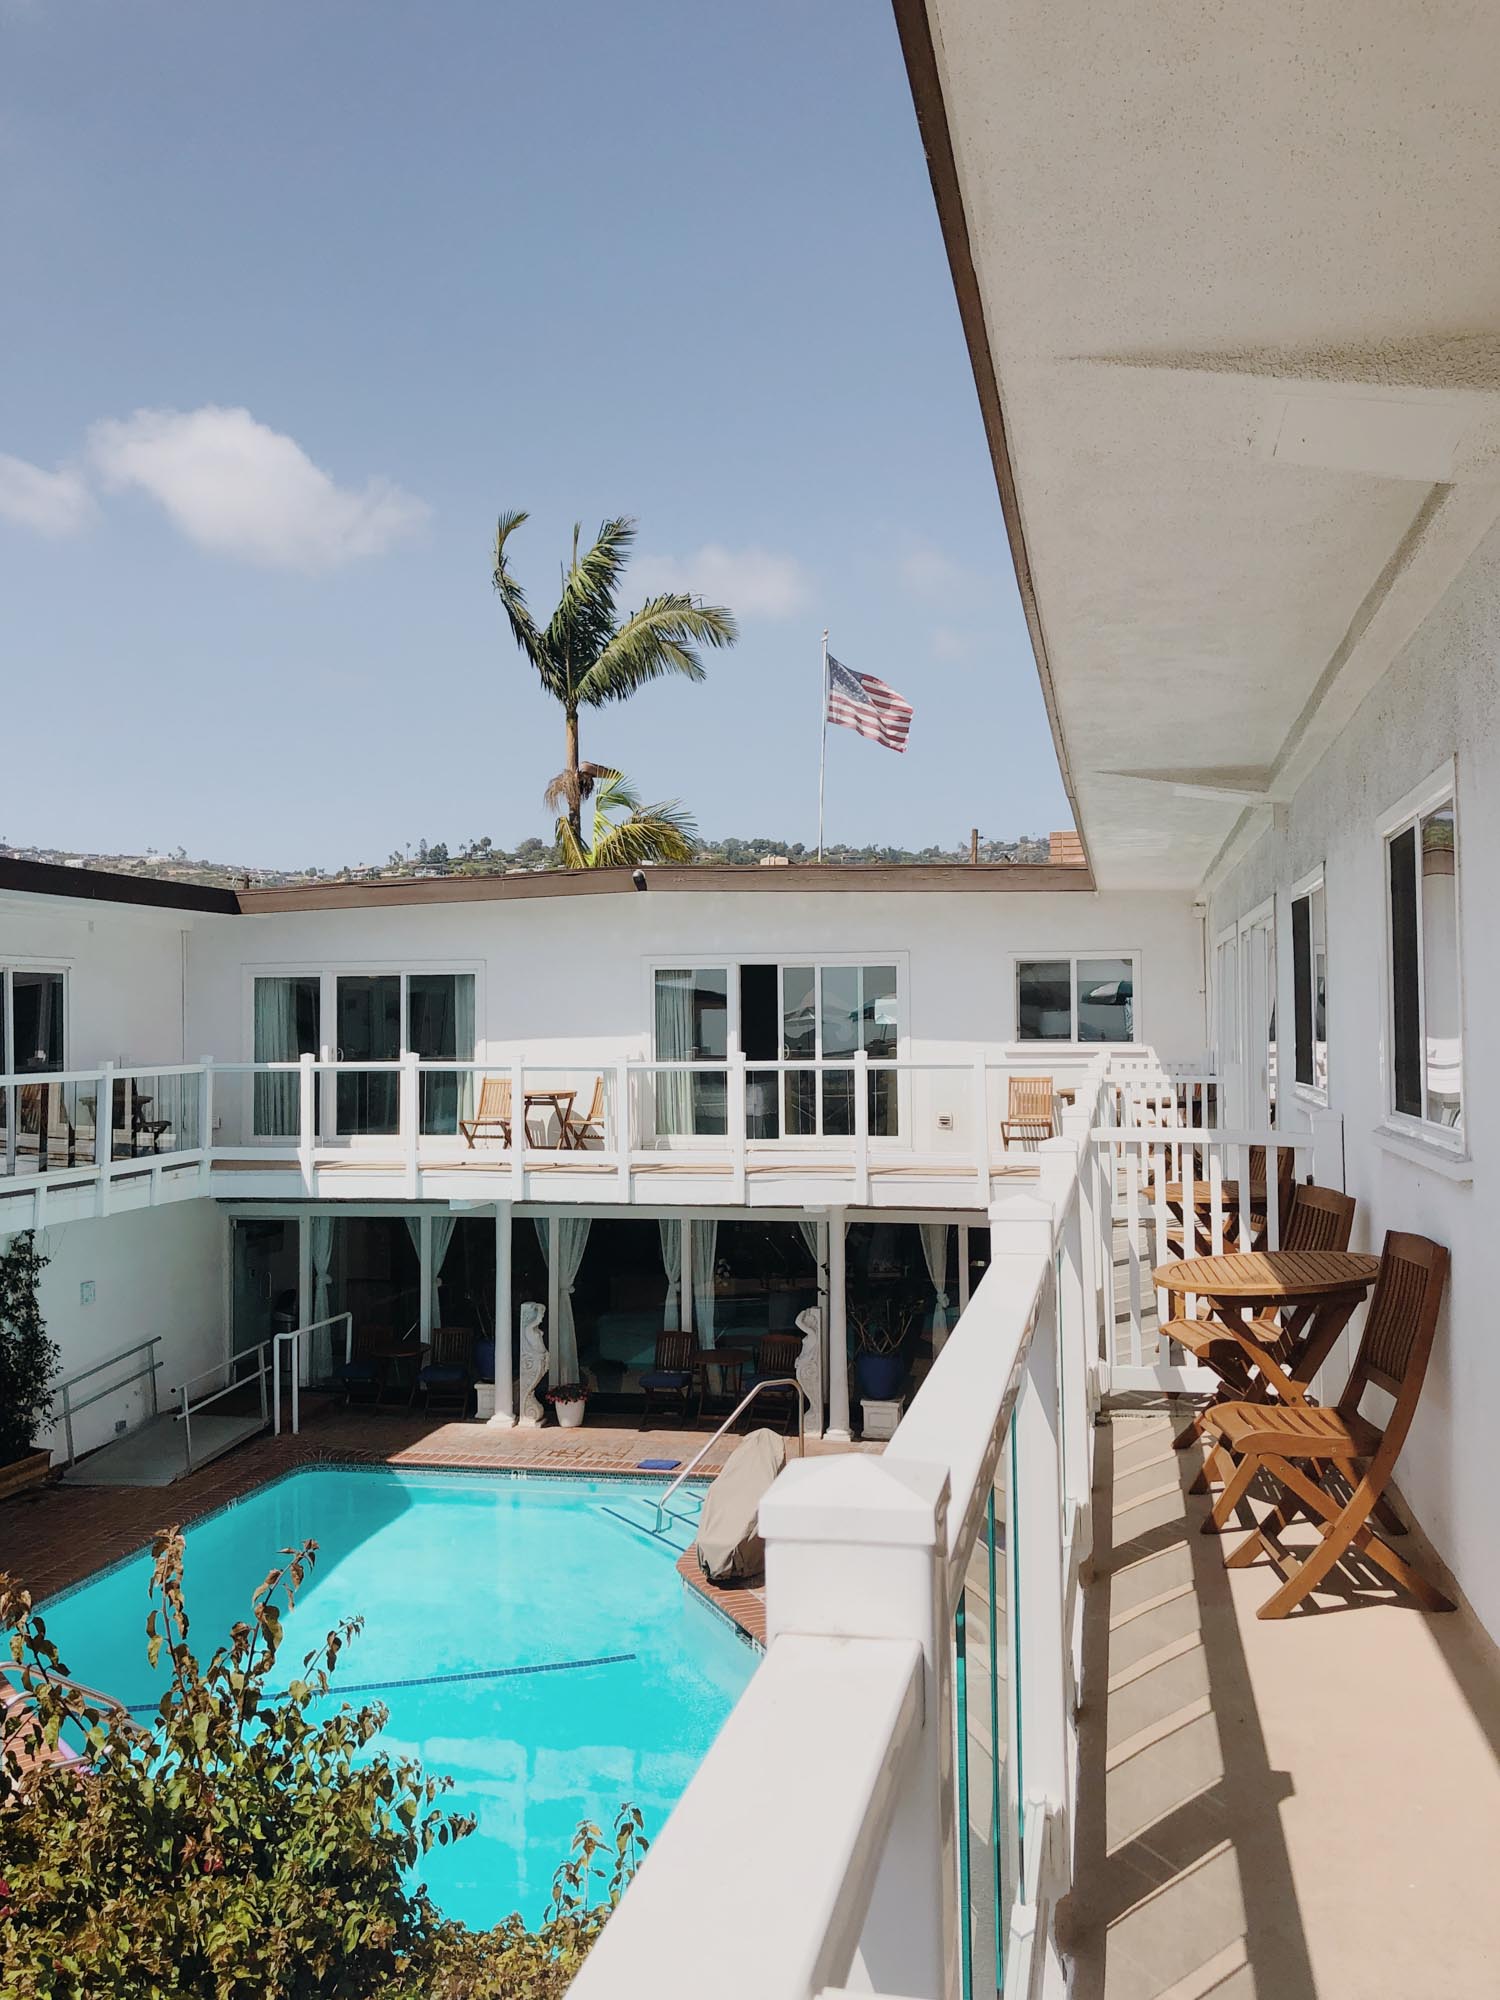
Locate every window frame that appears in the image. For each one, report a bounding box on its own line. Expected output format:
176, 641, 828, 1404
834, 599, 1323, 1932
1011, 950, 1142, 1045
1379, 760, 1465, 1149
1288, 866, 1328, 1107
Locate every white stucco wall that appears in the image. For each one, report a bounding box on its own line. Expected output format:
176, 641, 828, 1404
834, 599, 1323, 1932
0, 897, 200, 1069
33, 1198, 229, 1463
1208, 516, 1500, 1639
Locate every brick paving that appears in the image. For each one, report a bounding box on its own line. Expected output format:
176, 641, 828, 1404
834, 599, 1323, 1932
0, 1409, 863, 1625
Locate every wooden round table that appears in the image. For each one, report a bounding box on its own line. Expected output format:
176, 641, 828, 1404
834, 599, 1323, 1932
1153, 1249, 1379, 1399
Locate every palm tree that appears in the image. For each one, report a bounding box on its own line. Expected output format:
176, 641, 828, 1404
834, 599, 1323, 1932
491, 511, 737, 843
556, 768, 698, 869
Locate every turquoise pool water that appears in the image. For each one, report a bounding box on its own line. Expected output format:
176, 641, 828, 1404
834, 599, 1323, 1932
40, 1467, 754, 1927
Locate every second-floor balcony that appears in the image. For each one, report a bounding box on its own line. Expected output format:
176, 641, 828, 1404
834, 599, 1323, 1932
0, 1052, 1154, 1225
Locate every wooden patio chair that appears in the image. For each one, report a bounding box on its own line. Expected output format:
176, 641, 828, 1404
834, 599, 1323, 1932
1199, 1231, 1453, 1618
638, 1330, 697, 1426
1001, 1075, 1054, 1149
336, 1321, 393, 1406
17, 1082, 77, 1170
1166, 1182, 1357, 1451
743, 1331, 804, 1434
459, 1076, 512, 1149
559, 1076, 607, 1150
412, 1325, 475, 1416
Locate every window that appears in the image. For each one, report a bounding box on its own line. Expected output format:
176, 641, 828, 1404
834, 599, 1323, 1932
1017, 955, 1136, 1042
253, 975, 321, 1136
1386, 782, 1462, 1132
1, 966, 66, 1170
782, 962, 898, 1138
1290, 878, 1327, 1097
653, 967, 728, 1135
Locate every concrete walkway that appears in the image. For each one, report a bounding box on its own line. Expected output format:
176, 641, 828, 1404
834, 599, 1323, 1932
1059, 1407, 1500, 1998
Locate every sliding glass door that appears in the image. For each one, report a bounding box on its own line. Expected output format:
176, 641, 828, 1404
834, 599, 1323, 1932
332, 972, 476, 1138
409, 972, 475, 1134
2, 967, 66, 1171
785, 963, 898, 1138
252, 976, 322, 1136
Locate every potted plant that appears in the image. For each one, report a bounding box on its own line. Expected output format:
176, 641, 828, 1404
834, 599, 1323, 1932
0, 1232, 59, 1500
849, 1296, 920, 1403
545, 1376, 590, 1429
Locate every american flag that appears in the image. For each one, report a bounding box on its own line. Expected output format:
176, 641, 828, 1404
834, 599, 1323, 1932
826, 655, 914, 753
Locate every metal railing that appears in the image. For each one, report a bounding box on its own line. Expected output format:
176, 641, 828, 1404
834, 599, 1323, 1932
49, 1336, 164, 1468
172, 1341, 272, 1474
652, 1377, 806, 1534
271, 1312, 353, 1436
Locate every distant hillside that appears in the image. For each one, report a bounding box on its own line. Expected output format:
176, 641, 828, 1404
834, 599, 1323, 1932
0, 829, 1062, 889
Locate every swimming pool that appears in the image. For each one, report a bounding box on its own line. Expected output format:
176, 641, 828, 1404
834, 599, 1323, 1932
39, 1466, 755, 1928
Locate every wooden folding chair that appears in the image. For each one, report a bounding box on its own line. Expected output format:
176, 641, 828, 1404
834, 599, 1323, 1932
1199, 1231, 1453, 1619
1001, 1075, 1054, 1149
459, 1076, 512, 1149
638, 1331, 697, 1425
559, 1076, 606, 1150
1167, 1182, 1357, 1450
412, 1325, 475, 1415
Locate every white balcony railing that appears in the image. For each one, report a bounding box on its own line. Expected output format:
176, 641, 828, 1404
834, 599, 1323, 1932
0, 1050, 1137, 1216
567, 1058, 1115, 2000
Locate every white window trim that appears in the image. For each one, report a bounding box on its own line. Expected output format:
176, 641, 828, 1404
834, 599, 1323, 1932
644, 953, 910, 1149
1378, 758, 1465, 1152
1011, 949, 1142, 1046
1288, 865, 1329, 1108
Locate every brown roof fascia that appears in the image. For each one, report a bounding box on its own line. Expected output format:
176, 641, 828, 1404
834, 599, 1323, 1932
235, 861, 1096, 914
888, 0, 1091, 877
0, 855, 239, 915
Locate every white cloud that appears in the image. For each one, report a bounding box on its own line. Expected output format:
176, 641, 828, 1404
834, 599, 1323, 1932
633, 543, 813, 619
87, 405, 428, 572
0, 453, 94, 537
899, 542, 974, 600
932, 624, 977, 662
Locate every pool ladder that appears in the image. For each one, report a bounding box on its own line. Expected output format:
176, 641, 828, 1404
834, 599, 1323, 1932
601, 1380, 805, 1553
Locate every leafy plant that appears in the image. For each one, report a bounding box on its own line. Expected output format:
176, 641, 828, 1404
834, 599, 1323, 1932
544, 1378, 590, 1403
491, 511, 736, 845
555, 768, 697, 870
0, 1232, 57, 1467
0, 1529, 645, 1998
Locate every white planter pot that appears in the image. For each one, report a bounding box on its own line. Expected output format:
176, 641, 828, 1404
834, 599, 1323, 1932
860, 1397, 905, 1442
474, 1382, 497, 1421
553, 1398, 587, 1429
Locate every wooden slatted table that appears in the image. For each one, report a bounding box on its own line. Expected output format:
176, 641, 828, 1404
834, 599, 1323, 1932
1153, 1249, 1379, 1403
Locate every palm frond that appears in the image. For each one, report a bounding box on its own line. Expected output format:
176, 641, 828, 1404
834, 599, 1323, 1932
539, 518, 638, 702
555, 770, 698, 869
575, 595, 739, 709
491, 511, 545, 674
542, 761, 617, 816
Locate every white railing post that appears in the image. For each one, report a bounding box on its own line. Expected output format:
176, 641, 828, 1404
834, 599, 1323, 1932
510, 1055, 526, 1194
826, 1208, 851, 1443
614, 1058, 631, 1200
97, 1062, 114, 1215
491, 1200, 515, 1425
298, 1053, 315, 1187
972, 1052, 990, 1204
731, 1051, 748, 1202
199, 1057, 215, 1188
852, 1049, 870, 1205
761, 1454, 956, 2000
401, 1050, 420, 1197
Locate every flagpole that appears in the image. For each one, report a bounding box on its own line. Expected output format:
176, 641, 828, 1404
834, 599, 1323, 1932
817, 628, 829, 862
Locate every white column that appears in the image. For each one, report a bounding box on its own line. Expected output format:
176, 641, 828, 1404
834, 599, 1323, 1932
826, 1208, 850, 1442
761, 1454, 956, 1998
491, 1200, 514, 1425
419, 1212, 434, 1343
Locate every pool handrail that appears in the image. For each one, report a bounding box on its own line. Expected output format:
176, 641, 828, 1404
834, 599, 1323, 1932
653, 1377, 805, 1534
271, 1311, 355, 1436
172, 1339, 273, 1473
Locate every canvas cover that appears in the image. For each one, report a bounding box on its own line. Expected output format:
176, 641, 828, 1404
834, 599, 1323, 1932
694, 1427, 786, 1584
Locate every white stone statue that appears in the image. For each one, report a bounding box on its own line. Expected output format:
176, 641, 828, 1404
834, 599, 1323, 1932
794, 1307, 824, 1442
517, 1301, 548, 1428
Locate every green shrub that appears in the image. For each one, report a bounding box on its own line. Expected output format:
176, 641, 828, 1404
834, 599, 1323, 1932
0, 1531, 645, 1998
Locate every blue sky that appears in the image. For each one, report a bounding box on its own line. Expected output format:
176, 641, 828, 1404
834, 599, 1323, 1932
0, 0, 1069, 869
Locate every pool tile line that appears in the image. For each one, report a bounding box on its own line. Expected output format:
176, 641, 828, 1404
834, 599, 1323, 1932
121, 1649, 640, 1714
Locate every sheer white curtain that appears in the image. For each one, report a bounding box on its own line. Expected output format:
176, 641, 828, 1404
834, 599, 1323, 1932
658, 1218, 681, 1330
536, 1217, 590, 1381
920, 1222, 953, 1345
690, 1219, 717, 1350
309, 1215, 335, 1324
254, 978, 299, 1137
404, 1214, 458, 1326
654, 972, 694, 1136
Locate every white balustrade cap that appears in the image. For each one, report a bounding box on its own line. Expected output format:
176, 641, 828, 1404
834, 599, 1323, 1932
760, 1454, 949, 1549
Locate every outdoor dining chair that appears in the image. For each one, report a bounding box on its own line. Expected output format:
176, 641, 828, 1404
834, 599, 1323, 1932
459, 1076, 513, 1149
1001, 1075, 1054, 1149
1165, 1182, 1358, 1437
560, 1076, 607, 1150
1199, 1230, 1452, 1618
638, 1330, 697, 1426
412, 1326, 475, 1416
